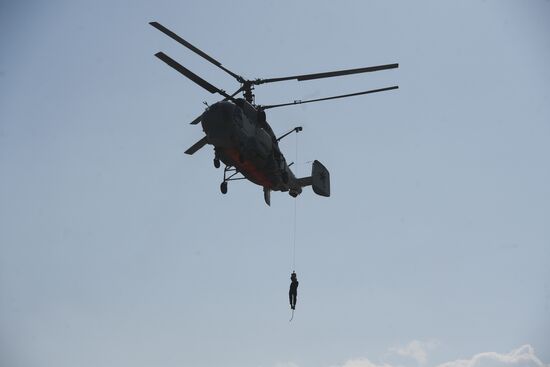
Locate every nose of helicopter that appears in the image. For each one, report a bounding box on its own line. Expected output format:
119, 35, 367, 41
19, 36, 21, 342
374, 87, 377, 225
201, 101, 236, 146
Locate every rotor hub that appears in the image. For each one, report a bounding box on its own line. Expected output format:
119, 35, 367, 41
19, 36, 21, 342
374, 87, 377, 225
242, 81, 255, 104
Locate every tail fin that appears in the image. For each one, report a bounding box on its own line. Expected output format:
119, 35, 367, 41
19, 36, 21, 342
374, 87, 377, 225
297, 160, 330, 197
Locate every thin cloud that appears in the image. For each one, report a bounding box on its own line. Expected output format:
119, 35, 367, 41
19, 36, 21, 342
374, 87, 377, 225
274, 362, 300, 367
389, 339, 439, 365
436, 345, 549, 367
333, 344, 548, 367
340, 358, 394, 367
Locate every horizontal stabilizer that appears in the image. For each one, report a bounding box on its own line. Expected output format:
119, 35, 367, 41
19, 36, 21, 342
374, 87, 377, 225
185, 136, 208, 155
190, 114, 202, 125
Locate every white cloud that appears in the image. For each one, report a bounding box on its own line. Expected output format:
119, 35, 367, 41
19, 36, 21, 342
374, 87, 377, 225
274, 362, 300, 367
335, 344, 548, 367
340, 358, 395, 367
436, 345, 549, 367
389, 339, 439, 365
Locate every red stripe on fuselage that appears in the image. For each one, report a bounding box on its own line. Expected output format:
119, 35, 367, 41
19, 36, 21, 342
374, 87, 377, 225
222, 148, 275, 189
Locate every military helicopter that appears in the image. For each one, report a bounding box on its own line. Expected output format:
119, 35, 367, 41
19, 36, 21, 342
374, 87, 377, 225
150, 21, 398, 206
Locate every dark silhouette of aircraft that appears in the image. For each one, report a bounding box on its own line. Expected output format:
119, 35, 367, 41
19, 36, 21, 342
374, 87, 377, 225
150, 21, 398, 205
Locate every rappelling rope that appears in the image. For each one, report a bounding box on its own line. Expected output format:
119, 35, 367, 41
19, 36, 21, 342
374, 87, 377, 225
292, 131, 298, 272
289, 132, 299, 323
292, 198, 297, 271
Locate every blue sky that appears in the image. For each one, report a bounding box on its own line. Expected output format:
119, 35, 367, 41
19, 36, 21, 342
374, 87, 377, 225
1, 1, 549, 367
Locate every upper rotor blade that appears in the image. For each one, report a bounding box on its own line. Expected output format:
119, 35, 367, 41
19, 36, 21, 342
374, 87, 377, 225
149, 22, 243, 82
185, 136, 208, 155
257, 63, 399, 85
261, 86, 399, 110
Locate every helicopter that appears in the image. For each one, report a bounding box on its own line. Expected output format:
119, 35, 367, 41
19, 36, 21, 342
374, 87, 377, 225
150, 21, 398, 206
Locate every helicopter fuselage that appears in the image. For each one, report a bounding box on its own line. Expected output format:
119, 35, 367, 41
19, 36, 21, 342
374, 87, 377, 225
201, 99, 302, 196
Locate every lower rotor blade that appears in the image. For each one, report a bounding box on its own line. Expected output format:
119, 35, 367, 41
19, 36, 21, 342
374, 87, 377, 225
155, 52, 220, 94
262, 86, 399, 110
185, 136, 208, 155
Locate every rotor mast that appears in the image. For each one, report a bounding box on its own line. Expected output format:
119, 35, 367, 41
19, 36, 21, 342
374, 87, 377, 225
242, 81, 255, 105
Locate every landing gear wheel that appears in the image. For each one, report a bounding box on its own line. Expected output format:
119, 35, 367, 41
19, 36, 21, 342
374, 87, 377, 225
214, 158, 220, 168
220, 181, 228, 194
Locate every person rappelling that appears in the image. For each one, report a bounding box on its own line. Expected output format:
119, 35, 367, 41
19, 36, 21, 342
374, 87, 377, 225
289, 271, 299, 310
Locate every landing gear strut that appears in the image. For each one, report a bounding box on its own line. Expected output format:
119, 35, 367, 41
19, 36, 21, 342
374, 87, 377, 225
219, 165, 246, 195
